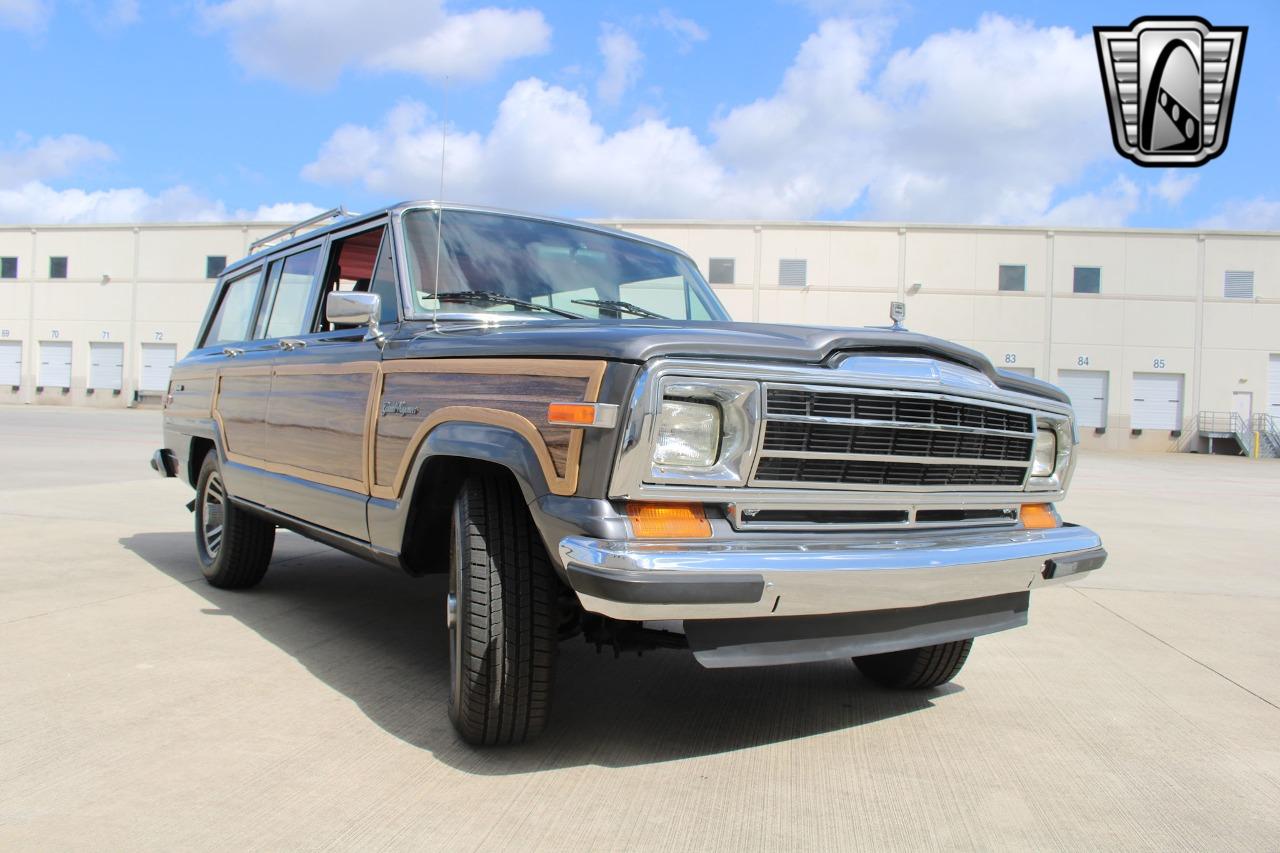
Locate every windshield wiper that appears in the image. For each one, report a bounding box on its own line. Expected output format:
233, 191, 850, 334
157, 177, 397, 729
571, 298, 669, 319
433, 290, 584, 320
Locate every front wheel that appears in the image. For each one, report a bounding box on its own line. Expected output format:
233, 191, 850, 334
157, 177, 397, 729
854, 639, 974, 689
447, 474, 559, 745
194, 452, 275, 589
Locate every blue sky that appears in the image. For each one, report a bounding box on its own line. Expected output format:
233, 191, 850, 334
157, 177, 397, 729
1, 0, 1277, 228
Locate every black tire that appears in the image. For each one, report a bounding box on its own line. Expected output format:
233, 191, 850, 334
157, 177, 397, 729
194, 451, 275, 589
447, 474, 558, 745
854, 639, 974, 689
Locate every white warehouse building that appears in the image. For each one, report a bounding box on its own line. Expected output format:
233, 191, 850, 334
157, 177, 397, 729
1, 215, 1277, 454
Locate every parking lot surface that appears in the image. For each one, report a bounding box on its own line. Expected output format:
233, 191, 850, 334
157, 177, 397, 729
1, 406, 1278, 851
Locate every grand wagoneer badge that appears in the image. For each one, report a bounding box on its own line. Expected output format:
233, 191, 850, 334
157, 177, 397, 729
380, 400, 420, 417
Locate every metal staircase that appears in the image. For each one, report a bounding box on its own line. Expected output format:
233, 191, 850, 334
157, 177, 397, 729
1197, 411, 1280, 458
1197, 411, 1253, 456
1253, 414, 1280, 459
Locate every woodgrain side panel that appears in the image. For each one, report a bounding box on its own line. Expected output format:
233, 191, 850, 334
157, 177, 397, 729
267, 370, 377, 482
166, 372, 216, 420
371, 358, 607, 499
216, 370, 271, 459
374, 372, 588, 486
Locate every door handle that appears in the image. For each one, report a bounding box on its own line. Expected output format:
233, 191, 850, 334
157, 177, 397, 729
221, 347, 244, 358
279, 339, 308, 351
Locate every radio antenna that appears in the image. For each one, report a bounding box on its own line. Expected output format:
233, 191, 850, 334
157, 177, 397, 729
432, 76, 449, 307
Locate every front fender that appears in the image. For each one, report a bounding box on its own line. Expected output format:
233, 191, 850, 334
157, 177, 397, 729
366, 420, 556, 561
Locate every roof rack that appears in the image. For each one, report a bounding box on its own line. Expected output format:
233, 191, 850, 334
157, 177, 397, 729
248, 206, 354, 254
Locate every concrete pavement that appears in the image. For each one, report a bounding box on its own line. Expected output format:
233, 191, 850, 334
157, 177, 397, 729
1, 407, 1277, 850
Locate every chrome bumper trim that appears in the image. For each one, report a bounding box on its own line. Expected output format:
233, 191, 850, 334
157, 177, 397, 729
559, 525, 1105, 620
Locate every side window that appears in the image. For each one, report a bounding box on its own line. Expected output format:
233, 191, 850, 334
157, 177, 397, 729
318, 226, 389, 331
369, 232, 401, 325
261, 246, 322, 339
203, 268, 263, 347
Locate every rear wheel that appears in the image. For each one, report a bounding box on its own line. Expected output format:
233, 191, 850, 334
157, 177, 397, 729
447, 474, 558, 745
195, 452, 275, 589
854, 639, 974, 689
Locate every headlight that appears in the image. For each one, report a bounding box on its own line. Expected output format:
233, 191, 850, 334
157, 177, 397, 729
654, 400, 721, 467
1031, 429, 1057, 477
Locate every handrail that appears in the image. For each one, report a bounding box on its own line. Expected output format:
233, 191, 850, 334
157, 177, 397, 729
248, 206, 354, 254
1197, 410, 1249, 435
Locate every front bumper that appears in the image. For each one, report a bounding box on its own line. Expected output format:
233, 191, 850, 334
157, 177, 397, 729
560, 524, 1105, 621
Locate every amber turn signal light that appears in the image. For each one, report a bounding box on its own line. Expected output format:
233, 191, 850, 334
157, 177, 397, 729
1020, 503, 1059, 529
626, 502, 713, 539
547, 403, 598, 425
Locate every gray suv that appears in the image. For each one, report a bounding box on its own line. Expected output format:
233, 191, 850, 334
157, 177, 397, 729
152, 202, 1106, 745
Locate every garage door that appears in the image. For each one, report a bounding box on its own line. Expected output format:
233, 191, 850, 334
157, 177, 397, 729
1132, 372, 1184, 430
38, 341, 72, 388
89, 342, 124, 390
1269, 354, 1280, 420
1057, 369, 1109, 428
0, 341, 20, 386
139, 343, 177, 392
1004, 367, 1035, 378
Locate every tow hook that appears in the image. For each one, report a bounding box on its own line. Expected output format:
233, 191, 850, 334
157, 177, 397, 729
1042, 559, 1057, 580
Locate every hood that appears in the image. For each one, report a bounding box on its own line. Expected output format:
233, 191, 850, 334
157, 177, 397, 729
390, 319, 1069, 404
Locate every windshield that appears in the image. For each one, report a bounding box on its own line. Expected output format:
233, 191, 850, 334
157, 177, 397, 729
401, 209, 729, 322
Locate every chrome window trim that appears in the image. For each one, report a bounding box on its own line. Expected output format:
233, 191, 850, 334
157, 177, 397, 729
610, 357, 1074, 507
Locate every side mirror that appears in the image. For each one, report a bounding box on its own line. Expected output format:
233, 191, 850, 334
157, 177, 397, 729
326, 291, 385, 344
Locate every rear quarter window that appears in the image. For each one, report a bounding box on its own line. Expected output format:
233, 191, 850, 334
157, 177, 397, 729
203, 268, 263, 347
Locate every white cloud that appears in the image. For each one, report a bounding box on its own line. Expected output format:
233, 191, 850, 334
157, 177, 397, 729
655, 9, 707, 52
1197, 198, 1280, 231
301, 14, 1154, 226
868, 14, 1106, 222
0, 182, 223, 223
79, 0, 139, 29
1150, 171, 1198, 206
0, 133, 319, 224
597, 24, 643, 106
0, 0, 52, 32
242, 201, 326, 221
1039, 177, 1141, 227
0, 133, 115, 184
0, 181, 325, 224
200, 0, 550, 88
0, 1, 140, 33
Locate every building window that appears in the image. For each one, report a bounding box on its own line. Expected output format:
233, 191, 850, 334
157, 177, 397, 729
998, 264, 1026, 292
708, 258, 735, 285
1224, 270, 1254, 298
1073, 266, 1100, 294
0, 257, 16, 279
206, 256, 228, 279
779, 258, 807, 288
49, 256, 68, 279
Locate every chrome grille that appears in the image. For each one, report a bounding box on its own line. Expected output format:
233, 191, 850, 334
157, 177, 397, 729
752, 385, 1036, 491
766, 388, 1033, 432
762, 422, 1033, 461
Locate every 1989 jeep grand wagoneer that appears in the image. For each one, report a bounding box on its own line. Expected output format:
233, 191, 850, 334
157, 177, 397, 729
153, 202, 1106, 744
